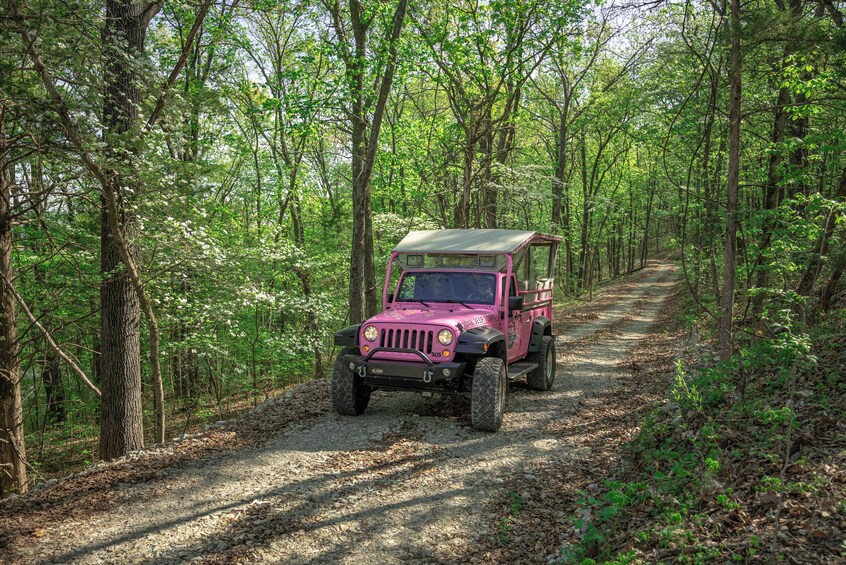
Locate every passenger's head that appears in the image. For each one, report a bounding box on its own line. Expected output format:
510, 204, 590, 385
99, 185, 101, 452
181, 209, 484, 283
479, 278, 493, 296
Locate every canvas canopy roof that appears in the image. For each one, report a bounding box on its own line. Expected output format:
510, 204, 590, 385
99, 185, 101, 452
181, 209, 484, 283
393, 229, 560, 255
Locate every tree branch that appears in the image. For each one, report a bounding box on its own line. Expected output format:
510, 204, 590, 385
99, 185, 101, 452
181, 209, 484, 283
145, 0, 215, 131
365, 0, 408, 172
820, 0, 844, 27
0, 272, 100, 398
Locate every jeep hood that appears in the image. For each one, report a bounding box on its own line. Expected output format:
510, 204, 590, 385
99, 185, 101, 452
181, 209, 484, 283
366, 307, 498, 332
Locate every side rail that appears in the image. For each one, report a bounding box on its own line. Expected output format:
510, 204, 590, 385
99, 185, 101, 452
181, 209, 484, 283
516, 281, 553, 311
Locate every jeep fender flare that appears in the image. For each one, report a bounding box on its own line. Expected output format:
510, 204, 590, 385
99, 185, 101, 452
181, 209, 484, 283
528, 316, 551, 353
334, 324, 361, 348
455, 326, 506, 359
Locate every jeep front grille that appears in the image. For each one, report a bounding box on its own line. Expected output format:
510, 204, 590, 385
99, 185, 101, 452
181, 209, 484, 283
380, 328, 434, 354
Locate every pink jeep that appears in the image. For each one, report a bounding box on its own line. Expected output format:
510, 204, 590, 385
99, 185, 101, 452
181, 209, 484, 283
333, 229, 561, 431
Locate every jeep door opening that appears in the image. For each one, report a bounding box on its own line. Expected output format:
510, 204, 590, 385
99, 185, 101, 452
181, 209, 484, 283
332, 229, 561, 431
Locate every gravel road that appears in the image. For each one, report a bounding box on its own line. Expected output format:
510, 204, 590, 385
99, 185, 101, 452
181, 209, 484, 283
8, 261, 680, 564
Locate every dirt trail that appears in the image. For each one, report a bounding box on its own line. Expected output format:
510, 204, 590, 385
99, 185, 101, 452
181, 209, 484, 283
3, 261, 680, 564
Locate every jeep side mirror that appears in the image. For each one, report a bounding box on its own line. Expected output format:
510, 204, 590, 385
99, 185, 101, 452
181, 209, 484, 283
508, 295, 523, 312
387, 292, 394, 304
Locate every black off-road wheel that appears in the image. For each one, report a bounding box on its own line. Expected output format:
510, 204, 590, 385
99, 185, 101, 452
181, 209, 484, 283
471, 357, 507, 431
331, 348, 371, 415
526, 335, 556, 391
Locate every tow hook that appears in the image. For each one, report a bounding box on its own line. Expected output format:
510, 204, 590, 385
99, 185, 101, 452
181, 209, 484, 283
422, 370, 433, 383
358, 365, 367, 378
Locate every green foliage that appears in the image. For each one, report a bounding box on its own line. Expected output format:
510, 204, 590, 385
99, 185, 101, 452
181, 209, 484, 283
496, 490, 524, 542
672, 360, 702, 412
560, 305, 844, 562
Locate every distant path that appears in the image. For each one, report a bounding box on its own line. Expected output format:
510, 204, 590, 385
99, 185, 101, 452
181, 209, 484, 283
3, 261, 680, 564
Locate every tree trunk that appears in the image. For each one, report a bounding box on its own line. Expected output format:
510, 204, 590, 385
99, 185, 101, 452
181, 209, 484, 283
787, 1, 809, 198
349, 115, 373, 321
820, 251, 845, 311
42, 348, 65, 424
719, 0, 742, 361
456, 107, 475, 229
797, 166, 846, 296
344, 0, 408, 322
99, 186, 144, 459
31, 158, 67, 424
709, 137, 727, 306
750, 84, 790, 320
480, 108, 495, 229
577, 136, 590, 288
640, 181, 654, 267
0, 106, 27, 497
552, 106, 568, 228
615, 220, 623, 276
552, 107, 574, 291
487, 81, 520, 229
99, 0, 160, 459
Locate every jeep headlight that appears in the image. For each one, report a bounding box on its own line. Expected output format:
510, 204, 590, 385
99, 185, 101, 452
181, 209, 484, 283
363, 325, 379, 342
438, 329, 454, 346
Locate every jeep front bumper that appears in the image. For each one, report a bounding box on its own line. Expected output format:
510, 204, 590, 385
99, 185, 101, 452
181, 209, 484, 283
343, 347, 467, 391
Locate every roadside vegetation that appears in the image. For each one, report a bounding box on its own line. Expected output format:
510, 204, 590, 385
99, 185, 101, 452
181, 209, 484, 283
558, 290, 845, 563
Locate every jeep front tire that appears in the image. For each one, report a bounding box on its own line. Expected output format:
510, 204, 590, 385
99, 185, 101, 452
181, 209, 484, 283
527, 335, 556, 391
471, 357, 506, 431
331, 348, 371, 415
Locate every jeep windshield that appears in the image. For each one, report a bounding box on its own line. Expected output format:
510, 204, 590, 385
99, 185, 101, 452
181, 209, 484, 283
396, 271, 496, 305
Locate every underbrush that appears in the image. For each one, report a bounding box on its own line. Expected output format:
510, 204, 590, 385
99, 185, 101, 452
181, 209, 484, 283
24, 383, 300, 480
559, 303, 846, 564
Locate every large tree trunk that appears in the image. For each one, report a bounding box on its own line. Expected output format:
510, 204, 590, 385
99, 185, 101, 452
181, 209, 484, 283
719, 0, 742, 361
344, 0, 408, 322
349, 112, 374, 321
99, 187, 144, 459
0, 106, 26, 497
99, 0, 159, 459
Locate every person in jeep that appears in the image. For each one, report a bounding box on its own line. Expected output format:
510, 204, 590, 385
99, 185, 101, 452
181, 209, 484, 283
332, 229, 561, 431
431, 276, 452, 300
467, 275, 494, 303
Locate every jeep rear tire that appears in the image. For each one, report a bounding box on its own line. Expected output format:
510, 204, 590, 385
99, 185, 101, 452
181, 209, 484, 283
331, 348, 371, 415
471, 357, 506, 431
527, 335, 556, 391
